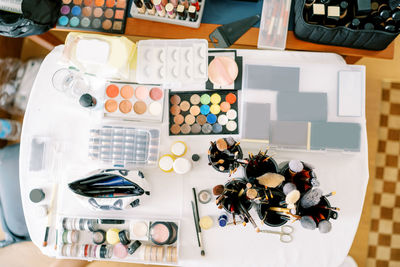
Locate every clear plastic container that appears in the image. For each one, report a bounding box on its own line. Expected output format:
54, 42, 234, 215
88, 125, 160, 167
56, 215, 180, 265
257, 0, 292, 50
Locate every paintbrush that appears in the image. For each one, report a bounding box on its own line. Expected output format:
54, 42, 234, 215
192, 188, 205, 256
238, 201, 259, 232
191, 201, 203, 255
43, 183, 58, 247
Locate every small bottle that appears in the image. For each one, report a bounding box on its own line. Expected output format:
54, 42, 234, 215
180, 0, 189, 9
165, 3, 176, 18
190, 0, 200, 11
378, 3, 391, 20
188, 5, 197, 21
371, 1, 379, 11
355, 0, 372, 17
326, 6, 341, 26
392, 10, 400, 21
363, 22, 375, 30
143, 0, 156, 15
154, 0, 166, 16
385, 17, 398, 32
339, 1, 349, 19
218, 214, 229, 227
0, 119, 21, 141
346, 18, 361, 29
133, 0, 146, 13
177, 4, 187, 19
308, 3, 325, 24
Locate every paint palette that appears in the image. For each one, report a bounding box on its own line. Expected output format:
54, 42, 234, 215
104, 83, 165, 122
136, 39, 208, 85
57, 0, 128, 34
88, 125, 160, 167
168, 90, 239, 136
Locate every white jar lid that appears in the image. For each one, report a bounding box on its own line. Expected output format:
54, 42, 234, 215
173, 158, 191, 174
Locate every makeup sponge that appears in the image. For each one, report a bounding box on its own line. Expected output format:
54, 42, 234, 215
208, 57, 238, 87
256, 173, 285, 188
300, 188, 323, 209
285, 190, 300, 205
318, 220, 332, 233
283, 183, 297, 195
300, 216, 316, 230
289, 160, 304, 173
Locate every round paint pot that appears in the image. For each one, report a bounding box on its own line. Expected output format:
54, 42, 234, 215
198, 190, 211, 204
128, 240, 142, 255
159, 154, 175, 172
166, 222, 178, 245
149, 222, 173, 246
118, 230, 131, 245
92, 229, 106, 245
100, 244, 113, 259
156, 246, 164, 261
113, 243, 128, 259
106, 228, 120, 245
131, 221, 148, 239
171, 141, 187, 157
173, 157, 191, 174
208, 56, 239, 87
218, 214, 228, 227
29, 188, 45, 203
199, 216, 213, 230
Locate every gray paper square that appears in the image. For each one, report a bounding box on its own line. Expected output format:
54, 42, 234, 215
277, 92, 328, 121
270, 121, 308, 148
311, 122, 361, 151
245, 65, 300, 92
242, 102, 270, 140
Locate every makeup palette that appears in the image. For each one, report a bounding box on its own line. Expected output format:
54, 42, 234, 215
168, 90, 239, 135
104, 83, 165, 122
130, 0, 205, 28
136, 39, 208, 85
57, 216, 180, 264
57, 0, 128, 34
88, 125, 160, 167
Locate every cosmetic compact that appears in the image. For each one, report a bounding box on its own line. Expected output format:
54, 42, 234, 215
149, 222, 178, 245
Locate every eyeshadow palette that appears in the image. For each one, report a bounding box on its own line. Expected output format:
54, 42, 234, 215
130, 0, 205, 28
136, 39, 208, 85
104, 83, 164, 122
168, 90, 239, 136
57, 0, 128, 34
88, 125, 160, 167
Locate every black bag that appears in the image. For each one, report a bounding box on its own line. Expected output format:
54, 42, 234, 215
0, 0, 60, 38
293, 0, 399, 51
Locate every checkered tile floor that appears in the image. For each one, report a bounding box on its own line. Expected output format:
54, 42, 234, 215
367, 81, 400, 267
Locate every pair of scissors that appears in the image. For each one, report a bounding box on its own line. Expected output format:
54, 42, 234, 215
260, 225, 294, 243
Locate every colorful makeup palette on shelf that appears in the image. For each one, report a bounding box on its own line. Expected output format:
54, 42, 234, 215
168, 90, 239, 136
104, 83, 165, 122
57, 0, 128, 34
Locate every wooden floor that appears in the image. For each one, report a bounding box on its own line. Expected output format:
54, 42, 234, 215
0, 36, 399, 267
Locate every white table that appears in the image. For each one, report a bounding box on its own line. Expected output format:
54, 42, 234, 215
20, 45, 369, 267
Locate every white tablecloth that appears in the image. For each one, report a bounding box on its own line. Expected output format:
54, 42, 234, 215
20, 45, 369, 267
